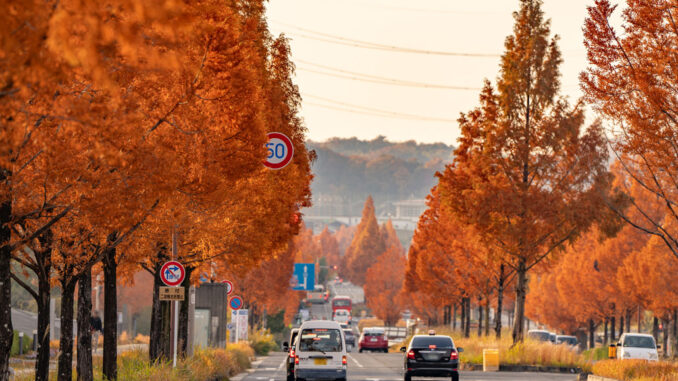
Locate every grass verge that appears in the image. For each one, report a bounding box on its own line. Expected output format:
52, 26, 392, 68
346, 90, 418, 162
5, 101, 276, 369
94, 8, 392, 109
592, 359, 678, 381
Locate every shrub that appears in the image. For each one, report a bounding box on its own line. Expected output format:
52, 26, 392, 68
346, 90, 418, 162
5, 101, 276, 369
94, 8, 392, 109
592, 359, 678, 381
134, 333, 150, 344
249, 329, 277, 356
10, 331, 33, 356
358, 318, 384, 332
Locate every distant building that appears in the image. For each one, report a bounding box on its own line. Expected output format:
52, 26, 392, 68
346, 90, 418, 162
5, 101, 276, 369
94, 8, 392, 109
393, 199, 427, 220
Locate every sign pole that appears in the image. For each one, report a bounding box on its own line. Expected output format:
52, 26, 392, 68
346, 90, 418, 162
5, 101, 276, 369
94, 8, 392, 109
172, 227, 178, 368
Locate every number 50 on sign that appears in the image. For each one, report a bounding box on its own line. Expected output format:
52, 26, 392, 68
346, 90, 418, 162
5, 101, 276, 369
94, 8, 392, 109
264, 132, 294, 170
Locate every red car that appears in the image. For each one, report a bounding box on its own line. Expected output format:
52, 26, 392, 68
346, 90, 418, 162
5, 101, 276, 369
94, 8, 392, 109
359, 328, 388, 353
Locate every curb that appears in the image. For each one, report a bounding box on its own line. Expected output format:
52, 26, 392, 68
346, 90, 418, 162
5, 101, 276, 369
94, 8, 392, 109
586, 376, 619, 381
461, 362, 582, 374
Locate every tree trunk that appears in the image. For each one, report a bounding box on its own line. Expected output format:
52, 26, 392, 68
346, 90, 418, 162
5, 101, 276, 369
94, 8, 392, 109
464, 298, 470, 338
610, 315, 616, 342
57, 279, 77, 381
625, 310, 631, 333
34, 233, 53, 381
588, 319, 595, 350
477, 300, 483, 337
460, 300, 466, 334
662, 318, 669, 358
178, 266, 193, 357
637, 305, 642, 333
484, 302, 490, 337
603, 317, 608, 345
619, 314, 624, 338
0, 194, 12, 380
452, 304, 457, 331
77, 269, 93, 381
652, 316, 659, 343
495, 271, 504, 339
35, 272, 51, 381
672, 309, 677, 359
512, 262, 527, 344
103, 246, 117, 380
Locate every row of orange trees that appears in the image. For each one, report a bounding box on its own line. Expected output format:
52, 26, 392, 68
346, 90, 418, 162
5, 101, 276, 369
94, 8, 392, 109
358, 0, 678, 353
0, 1, 312, 380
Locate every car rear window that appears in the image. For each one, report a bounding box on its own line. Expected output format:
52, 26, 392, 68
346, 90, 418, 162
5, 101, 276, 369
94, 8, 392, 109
364, 332, 384, 337
411, 337, 454, 348
333, 299, 351, 307
299, 328, 342, 352
623, 336, 655, 349
343, 330, 354, 338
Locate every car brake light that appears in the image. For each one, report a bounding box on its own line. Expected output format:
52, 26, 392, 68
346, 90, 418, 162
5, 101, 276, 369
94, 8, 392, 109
407, 350, 415, 360
450, 350, 458, 360
289, 349, 295, 358
342, 355, 347, 365
295, 355, 299, 365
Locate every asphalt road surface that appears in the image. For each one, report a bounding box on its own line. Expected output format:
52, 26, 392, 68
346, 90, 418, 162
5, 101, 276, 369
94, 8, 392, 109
232, 352, 578, 381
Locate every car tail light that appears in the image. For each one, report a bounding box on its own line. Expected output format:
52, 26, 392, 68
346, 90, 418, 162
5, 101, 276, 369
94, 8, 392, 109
294, 355, 299, 365
407, 350, 415, 360
342, 355, 347, 365
450, 350, 458, 360
289, 349, 295, 358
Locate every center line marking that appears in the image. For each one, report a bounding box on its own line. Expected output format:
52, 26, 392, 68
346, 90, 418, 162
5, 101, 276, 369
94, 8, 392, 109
347, 353, 364, 368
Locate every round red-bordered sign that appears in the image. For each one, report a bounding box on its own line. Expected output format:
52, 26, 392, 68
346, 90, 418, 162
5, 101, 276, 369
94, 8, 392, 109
229, 295, 244, 310
160, 261, 186, 287
222, 280, 234, 295
264, 132, 294, 170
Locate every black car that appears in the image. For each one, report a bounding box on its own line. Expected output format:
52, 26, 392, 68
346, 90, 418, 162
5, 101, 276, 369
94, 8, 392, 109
282, 328, 300, 381
343, 329, 356, 351
401, 334, 463, 381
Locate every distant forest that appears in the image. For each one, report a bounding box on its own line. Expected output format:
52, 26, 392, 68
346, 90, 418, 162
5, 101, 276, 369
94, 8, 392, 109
307, 136, 455, 216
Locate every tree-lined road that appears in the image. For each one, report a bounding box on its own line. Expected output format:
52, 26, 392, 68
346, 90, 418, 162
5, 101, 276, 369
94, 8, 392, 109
232, 352, 577, 381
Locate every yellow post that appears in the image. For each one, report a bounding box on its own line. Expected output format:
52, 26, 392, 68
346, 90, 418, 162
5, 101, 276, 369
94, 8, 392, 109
608, 344, 617, 359
483, 349, 499, 372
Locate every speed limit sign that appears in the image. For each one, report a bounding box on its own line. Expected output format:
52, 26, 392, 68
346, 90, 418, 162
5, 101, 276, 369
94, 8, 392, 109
264, 132, 294, 170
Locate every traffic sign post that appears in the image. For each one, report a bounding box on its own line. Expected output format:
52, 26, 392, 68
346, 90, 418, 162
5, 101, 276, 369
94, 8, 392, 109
222, 280, 233, 295
161, 258, 185, 367
263, 132, 294, 170
291, 263, 315, 291
229, 296, 244, 342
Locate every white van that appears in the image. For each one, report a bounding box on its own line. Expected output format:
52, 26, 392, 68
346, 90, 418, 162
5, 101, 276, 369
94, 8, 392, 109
293, 320, 347, 381
616, 333, 659, 361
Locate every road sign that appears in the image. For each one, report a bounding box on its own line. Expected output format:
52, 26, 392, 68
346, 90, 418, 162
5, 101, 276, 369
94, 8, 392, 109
291, 263, 315, 291
159, 287, 185, 301
229, 295, 244, 310
263, 132, 294, 170
222, 280, 233, 295
160, 261, 185, 287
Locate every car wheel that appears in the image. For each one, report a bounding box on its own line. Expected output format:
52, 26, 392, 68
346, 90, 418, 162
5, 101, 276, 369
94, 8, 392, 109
359, 348, 363, 353
337, 378, 347, 381
451, 373, 459, 381
404, 373, 411, 381
384, 348, 389, 353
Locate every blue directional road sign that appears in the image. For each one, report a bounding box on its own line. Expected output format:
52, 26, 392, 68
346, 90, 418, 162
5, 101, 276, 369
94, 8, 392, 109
291, 263, 315, 291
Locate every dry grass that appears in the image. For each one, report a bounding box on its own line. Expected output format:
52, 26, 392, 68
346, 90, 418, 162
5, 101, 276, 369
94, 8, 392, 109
358, 318, 385, 332
134, 333, 150, 344
592, 359, 678, 381
392, 327, 582, 368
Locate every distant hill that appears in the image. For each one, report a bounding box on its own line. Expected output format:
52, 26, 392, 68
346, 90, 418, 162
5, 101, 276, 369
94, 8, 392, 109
306, 136, 455, 217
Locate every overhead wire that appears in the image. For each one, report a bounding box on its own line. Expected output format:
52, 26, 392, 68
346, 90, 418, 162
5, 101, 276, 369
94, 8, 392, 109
296, 59, 480, 90
273, 21, 501, 57
303, 94, 456, 123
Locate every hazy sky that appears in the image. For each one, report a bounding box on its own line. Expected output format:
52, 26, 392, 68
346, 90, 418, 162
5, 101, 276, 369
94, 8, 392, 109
266, 0, 614, 145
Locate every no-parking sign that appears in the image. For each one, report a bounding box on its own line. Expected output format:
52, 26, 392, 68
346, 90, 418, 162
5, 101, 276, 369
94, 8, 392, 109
160, 261, 185, 287
229, 295, 244, 310
264, 132, 294, 170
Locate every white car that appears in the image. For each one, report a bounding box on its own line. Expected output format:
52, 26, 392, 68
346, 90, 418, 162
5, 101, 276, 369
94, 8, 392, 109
293, 320, 347, 381
333, 309, 351, 325
616, 333, 659, 361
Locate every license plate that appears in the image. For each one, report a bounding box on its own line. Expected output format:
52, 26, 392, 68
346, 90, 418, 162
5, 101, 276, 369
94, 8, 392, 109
370, 338, 377, 342
314, 358, 327, 365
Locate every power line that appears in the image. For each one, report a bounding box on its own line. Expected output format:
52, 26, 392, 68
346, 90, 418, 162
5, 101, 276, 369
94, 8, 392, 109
303, 94, 456, 123
273, 21, 501, 57
297, 60, 480, 90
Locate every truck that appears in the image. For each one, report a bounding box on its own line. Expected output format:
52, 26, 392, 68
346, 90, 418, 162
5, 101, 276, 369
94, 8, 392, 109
307, 284, 328, 304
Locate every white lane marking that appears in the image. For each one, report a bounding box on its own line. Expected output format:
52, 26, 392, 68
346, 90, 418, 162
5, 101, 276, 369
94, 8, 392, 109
277, 357, 287, 370
260, 368, 277, 371
347, 353, 364, 368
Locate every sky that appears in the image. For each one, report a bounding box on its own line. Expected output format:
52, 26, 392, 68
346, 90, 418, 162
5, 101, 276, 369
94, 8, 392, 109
266, 0, 615, 145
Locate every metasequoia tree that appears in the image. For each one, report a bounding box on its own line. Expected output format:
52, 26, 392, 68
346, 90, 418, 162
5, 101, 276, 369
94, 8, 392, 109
318, 226, 341, 269
437, 0, 610, 343
582, 0, 678, 261
364, 245, 405, 326
344, 196, 385, 285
